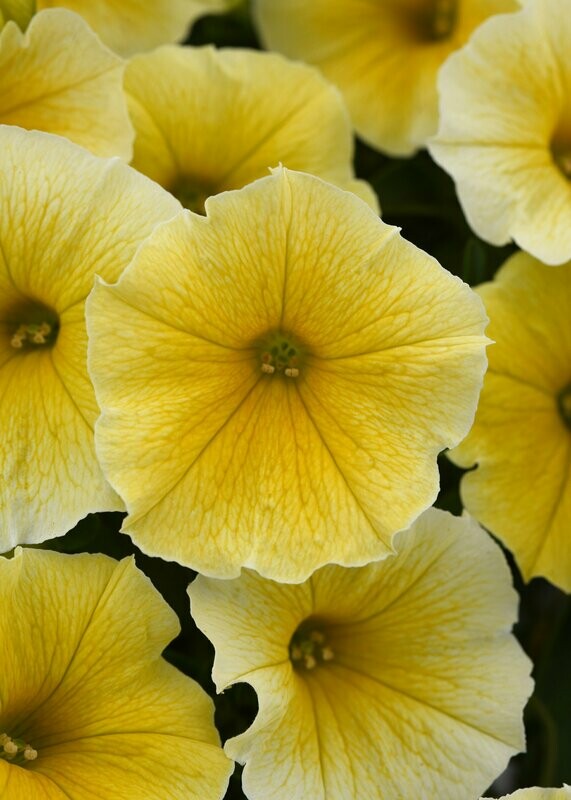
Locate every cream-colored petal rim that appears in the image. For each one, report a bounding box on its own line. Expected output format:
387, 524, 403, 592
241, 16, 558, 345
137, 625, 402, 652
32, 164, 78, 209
0, 10, 134, 159
0, 549, 232, 799
88, 169, 487, 580
483, 788, 571, 800
125, 45, 376, 209
190, 508, 532, 800
431, 0, 571, 264
36, 0, 230, 56
254, 0, 517, 155
450, 253, 571, 590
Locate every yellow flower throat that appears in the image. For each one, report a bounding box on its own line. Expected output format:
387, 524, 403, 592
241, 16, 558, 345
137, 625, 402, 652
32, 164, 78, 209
6, 301, 59, 350
558, 382, 571, 429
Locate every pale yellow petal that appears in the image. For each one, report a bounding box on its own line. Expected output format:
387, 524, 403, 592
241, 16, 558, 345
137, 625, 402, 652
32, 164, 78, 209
483, 789, 571, 800
450, 252, 571, 590
0, 9, 134, 159
189, 509, 532, 800
88, 168, 487, 580
0, 549, 232, 799
254, 0, 517, 155
0, 126, 180, 549
430, 0, 571, 265
125, 45, 377, 211
37, 0, 236, 56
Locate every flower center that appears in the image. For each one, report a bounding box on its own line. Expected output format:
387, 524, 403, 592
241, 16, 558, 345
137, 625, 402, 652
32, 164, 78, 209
398, 0, 458, 42
553, 149, 571, 179
0, 733, 37, 766
170, 176, 214, 215
289, 624, 334, 671
5, 301, 59, 351
558, 382, 571, 429
259, 332, 303, 378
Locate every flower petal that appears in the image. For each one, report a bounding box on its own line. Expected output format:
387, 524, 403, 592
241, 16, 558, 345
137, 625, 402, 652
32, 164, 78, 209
0, 9, 133, 158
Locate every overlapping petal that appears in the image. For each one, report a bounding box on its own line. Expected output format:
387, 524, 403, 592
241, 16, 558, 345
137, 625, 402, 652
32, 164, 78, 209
0, 547, 232, 799
0, 126, 181, 551
253, 0, 517, 156
430, 0, 571, 265
0, 9, 134, 158
450, 251, 571, 591
87, 168, 488, 581
125, 45, 377, 212
189, 508, 533, 800
35, 0, 234, 56
483, 789, 571, 800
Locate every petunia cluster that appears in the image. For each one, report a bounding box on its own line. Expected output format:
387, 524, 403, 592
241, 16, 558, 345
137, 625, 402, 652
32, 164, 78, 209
0, 1, 569, 799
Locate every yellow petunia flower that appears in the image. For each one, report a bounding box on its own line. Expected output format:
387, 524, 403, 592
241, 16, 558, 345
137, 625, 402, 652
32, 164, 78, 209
87, 167, 488, 582
252, 0, 518, 156
0, 126, 180, 553
430, 0, 571, 266
189, 508, 533, 800
449, 252, 571, 592
482, 788, 571, 800
35, 0, 236, 56
125, 45, 377, 214
0, 8, 133, 159
0, 547, 233, 799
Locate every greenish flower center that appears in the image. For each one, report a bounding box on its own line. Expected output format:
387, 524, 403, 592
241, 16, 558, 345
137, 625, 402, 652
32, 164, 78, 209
553, 149, 571, 179
0, 733, 37, 766
259, 332, 303, 378
289, 623, 334, 671
557, 382, 571, 429
400, 0, 458, 42
170, 176, 214, 215
5, 301, 59, 351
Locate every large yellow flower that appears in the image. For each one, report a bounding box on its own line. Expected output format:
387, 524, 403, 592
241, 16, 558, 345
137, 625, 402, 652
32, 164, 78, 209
0, 126, 180, 553
0, 9, 133, 158
0, 547, 232, 799
252, 0, 517, 156
125, 45, 377, 214
189, 508, 533, 800
87, 167, 488, 581
35, 0, 236, 56
449, 252, 571, 592
430, 0, 571, 265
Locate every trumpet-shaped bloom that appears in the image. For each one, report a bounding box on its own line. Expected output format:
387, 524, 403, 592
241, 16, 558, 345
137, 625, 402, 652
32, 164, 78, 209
0, 126, 180, 552
253, 0, 517, 156
35, 0, 236, 56
483, 789, 571, 800
87, 167, 488, 581
125, 45, 377, 214
430, 0, 571, 265
449, 252, 571, 591
189, 508, 533, 800
0, 547, 232, 799
0, 9, 133, 159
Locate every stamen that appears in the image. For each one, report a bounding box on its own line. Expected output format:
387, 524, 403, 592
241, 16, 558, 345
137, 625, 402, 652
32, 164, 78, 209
10, 321, 53, 350
0, 733, 38, 765
259, 333, 303, 377
289, 625, 334, 671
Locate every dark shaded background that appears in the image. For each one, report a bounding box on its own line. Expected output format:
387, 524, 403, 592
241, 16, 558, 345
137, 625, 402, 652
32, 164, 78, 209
44, 4, 571, 798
